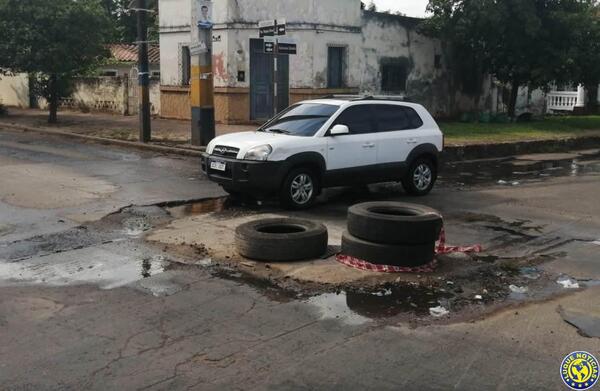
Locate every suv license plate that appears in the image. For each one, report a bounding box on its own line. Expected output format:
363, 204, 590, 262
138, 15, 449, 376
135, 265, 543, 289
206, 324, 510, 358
210, 160, 226, 172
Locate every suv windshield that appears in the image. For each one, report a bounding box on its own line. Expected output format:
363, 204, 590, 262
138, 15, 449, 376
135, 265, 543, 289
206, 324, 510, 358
259, 103, 340, 137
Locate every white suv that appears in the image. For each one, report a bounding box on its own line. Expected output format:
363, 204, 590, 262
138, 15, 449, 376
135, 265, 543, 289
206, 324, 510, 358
202, 97, 444, 209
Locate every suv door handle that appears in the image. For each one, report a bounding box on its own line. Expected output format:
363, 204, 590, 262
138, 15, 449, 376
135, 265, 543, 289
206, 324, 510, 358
407, 138, 418, 144
362, 142, 375, 148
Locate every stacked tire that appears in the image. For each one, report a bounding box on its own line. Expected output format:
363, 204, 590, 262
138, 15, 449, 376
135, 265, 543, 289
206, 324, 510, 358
235, 218, 328, 262
342, 202, 443, 267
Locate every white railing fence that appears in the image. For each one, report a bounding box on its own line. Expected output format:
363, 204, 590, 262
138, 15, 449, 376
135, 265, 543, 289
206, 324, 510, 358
546, 84, 586, 112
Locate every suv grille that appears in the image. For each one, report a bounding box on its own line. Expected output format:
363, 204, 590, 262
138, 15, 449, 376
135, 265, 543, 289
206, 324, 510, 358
212, 145, 240, 159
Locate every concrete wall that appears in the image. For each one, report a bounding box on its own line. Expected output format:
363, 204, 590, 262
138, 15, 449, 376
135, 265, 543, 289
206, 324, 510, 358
60, 77, 128, 114
159, 0, 192, 86
0, 73, 30, 108
66, 77, 161, 116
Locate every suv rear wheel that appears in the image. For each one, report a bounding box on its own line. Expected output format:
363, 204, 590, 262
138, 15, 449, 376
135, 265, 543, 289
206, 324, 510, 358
280, 168, 319, 209
402, 157, 436, 196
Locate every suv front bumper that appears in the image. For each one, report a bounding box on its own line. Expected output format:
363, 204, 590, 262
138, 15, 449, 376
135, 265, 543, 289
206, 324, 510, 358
201, 153, 289, 194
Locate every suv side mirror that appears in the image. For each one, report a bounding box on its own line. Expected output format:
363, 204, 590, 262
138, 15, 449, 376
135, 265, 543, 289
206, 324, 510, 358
330, 124, 350, 136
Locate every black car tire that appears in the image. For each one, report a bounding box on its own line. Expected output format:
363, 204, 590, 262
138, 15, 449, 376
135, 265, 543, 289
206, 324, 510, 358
347, 202, 443, 245
341, 231, 436, 267
279, 168, 319, 210
402, 157, 437, 196
235, 218, 328, 262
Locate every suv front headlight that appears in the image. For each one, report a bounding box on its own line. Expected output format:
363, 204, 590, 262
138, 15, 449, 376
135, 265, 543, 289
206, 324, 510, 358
244, 144, 273, 161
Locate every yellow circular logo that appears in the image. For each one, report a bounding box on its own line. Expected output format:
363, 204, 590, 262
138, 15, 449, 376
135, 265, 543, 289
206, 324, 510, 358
561, 351, 599, 390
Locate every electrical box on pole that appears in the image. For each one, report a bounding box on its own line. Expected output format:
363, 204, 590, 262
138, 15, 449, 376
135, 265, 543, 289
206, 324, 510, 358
191, 0, 215, 146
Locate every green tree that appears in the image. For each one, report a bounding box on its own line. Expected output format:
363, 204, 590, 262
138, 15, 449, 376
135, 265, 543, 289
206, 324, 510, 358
102, 0, 158, 43
426, 0, 597, 117
0, 0, 110, 123
565, 5, 600, 112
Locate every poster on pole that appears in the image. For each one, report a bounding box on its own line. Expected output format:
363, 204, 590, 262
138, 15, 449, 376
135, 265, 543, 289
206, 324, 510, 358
197, 0, 213, 29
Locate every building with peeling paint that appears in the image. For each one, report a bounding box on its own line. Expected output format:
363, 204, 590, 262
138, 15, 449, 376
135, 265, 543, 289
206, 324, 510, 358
158, 0, 504, 124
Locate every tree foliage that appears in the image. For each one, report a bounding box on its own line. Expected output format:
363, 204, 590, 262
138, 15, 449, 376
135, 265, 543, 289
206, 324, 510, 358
0, 0, 111, 122
425, 0, 600, 116
102, 0, 158, 43
564, 5, 600, 111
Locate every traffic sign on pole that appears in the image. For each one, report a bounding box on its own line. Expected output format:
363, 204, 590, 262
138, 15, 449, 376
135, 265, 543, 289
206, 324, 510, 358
277, 18, 286, 35
277, 37, 297, 55
259, 20, 276, 37
263, 36, 276, 54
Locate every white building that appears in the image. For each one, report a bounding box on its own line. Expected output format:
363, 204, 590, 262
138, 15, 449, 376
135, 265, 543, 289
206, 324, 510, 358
158, 0, 498, 124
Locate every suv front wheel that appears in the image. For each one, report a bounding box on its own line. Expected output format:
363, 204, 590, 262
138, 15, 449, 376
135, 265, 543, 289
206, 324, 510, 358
402, 157, 437, 196
280, 168, 319, 209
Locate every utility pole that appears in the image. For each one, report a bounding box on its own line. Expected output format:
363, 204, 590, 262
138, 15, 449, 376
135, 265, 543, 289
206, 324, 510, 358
273, 21, 278, 117
136, 0, 151, 143
191, 0, 215, 146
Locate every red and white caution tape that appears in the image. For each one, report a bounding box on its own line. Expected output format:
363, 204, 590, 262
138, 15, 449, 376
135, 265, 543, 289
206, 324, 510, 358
336, 255, 439, 273
336, 226, 482, 273
435, 227, 483, 255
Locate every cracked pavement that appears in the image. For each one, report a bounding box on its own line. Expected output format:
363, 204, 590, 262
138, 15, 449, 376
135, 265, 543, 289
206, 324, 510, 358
1, 128, 600, 390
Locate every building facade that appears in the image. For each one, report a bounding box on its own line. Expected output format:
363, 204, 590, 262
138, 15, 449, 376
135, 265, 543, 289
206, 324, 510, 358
159, 0, 496, 124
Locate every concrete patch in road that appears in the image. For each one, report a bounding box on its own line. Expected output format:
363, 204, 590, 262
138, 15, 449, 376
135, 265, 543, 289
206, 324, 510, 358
0, 163, 118, 209
542, 241, 600, 280
559, 306, 600, 338
0, 139, 92, 160
0, 297, 65, 323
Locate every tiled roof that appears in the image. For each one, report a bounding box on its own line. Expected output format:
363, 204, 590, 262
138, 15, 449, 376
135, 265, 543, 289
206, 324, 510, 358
108, 44, 160, 64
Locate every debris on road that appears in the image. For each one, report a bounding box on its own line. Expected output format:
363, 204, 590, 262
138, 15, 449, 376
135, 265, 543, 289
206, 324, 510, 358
557, 277, 580, 289
497, 180, 520, 186
509, 285, 529, 294
429, 306, 450, 317
520, 267, 541, 280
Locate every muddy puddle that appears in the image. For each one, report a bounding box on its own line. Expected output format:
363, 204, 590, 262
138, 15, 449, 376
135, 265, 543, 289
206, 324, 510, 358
441, 150, 600, 187
206, 255, 571, 323
167, 197, 230, 218
0, 205, 181, 291
0, 248, 169, 290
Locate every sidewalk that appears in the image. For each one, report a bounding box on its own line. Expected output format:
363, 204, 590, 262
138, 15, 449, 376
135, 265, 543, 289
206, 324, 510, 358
0, 108, 255, 146
1, 107, 598, 160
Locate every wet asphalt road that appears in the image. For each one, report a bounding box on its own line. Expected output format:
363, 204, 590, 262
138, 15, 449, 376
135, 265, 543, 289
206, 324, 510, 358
1, 128, 600, 390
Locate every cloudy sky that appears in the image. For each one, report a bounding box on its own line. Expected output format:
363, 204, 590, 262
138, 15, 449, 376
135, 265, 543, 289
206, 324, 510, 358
371, 0, 429, 17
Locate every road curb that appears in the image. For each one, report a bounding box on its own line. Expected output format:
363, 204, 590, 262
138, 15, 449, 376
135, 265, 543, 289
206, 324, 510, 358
2, 121, 598, 161
0, 122, 205, 157
443, 136, 600, 161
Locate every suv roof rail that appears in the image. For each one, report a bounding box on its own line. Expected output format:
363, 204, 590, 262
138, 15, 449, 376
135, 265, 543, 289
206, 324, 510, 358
319, 94, 367, 101
319, 94, 409, 102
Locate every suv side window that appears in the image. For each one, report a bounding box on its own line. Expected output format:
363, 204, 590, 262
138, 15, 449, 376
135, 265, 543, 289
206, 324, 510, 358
331, 105, 376, 134
374, 104, 424, 132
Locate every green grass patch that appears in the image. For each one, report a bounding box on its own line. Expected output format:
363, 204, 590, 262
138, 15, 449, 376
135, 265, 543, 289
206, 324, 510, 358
441, 115, 600, 144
